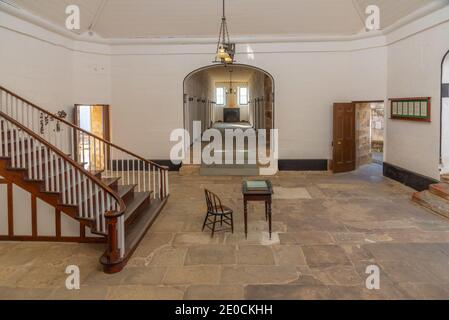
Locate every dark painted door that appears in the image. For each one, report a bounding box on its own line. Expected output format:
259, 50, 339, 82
333, 103, 356, 173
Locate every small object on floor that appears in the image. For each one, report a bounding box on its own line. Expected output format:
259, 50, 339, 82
242, 180, 273, 239
202, 189, 234, 237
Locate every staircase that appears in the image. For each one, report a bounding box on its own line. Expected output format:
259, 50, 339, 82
0, 86, 169, 273
412, 175, 449, 220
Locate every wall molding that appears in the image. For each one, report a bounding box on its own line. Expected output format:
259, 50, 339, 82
383, 162, 438, 191
1, 3, 448, 55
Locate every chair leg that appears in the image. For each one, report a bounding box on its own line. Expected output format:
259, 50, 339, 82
211, 215, 217, 238
230, 213, 234, 233
220, 214, 223, 226
202, 212, 210, 231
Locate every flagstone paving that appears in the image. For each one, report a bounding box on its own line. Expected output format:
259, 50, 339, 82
1, 164, 449, 300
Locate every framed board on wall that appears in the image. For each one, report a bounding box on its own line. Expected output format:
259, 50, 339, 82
390, 97, 431, 122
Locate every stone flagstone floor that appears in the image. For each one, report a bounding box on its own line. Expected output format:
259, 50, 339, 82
1, 164, 449, 299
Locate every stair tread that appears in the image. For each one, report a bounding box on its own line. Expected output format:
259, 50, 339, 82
413, 190, 449, 219
90, 170, 104, 176
124, 191, 151, 221
125, 198, 165, 252
431, 182, 449, 194
102, 177, 121, 187
117, 184, 136, 198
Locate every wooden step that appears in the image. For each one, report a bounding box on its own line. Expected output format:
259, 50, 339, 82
101, 177, 121, 189
90, 170, 103, 179
124, 191, 152, 225
441, 174, 449, 183
412, 190, 449, 219
117, 184, 136, 202
100, 197, 167, 273
125, 198, 165, 252
429, 183, 449, 201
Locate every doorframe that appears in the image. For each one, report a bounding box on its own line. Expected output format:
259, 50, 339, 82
353, 100, 386, 168
439, 49, 449, 165
331, 99, 386, 172
73, 104, 111, 167
74, 104, 111, 141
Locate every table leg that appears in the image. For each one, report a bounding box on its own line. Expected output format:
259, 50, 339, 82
268, 200, 272, 239
244, 200, 248, 239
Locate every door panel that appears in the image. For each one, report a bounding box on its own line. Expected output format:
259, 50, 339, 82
333, 103, 356, 173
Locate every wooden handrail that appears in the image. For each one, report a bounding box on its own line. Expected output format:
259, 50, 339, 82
0, 110, 126, 217
0, 85, 169, 171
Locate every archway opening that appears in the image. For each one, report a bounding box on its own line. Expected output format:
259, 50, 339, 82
182, 64, 275, 175
440, 51, 449, 176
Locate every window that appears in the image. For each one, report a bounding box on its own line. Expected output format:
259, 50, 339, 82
216, 87, 225, 105
239, 87, 248, 105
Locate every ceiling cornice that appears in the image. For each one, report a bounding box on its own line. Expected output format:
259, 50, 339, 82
0, 1, 448, 46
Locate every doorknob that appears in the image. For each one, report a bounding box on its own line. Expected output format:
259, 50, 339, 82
337, 141, 342, 145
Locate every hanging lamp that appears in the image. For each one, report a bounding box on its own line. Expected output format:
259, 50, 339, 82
213, 0, 235, 64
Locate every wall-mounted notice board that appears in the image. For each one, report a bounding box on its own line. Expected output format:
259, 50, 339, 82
390, 97, 431, 122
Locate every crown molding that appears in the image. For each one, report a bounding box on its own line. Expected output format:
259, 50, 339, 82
1, 1, 448, 46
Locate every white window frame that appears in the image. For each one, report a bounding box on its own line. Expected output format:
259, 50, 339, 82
216, 87, 225, 105
238, 87, 249, 105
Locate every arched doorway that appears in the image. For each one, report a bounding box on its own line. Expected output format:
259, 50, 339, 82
440, 50, 449, 176
182, 64, 276, 175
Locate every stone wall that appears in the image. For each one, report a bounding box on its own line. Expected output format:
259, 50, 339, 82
356, 103, 372, 167
371, 106, 385, 152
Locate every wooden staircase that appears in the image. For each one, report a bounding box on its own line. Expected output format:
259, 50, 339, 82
0, 85, 169, 273
412, 175, 449, 220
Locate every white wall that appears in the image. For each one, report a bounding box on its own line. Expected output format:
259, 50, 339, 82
248, 70, 267, 129
184, 70, 214, 143
386, 17, 449, 180
0, 11, 111, 122
2, 6, 449, 180
106, 44, 388, 160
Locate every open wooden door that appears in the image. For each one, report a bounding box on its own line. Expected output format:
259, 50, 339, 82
333, 103, 356, 173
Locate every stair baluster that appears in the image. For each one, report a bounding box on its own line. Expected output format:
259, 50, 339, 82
0, 85, 170, 273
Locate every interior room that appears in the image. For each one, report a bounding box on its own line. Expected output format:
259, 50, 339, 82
183, 65, 274, 175
1, 0, 449, 302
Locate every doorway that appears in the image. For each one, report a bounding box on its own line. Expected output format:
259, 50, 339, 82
354, 101, 385, 167
182, 64, 275, 175
74, 104, 110, 170
440, 50, 449, 176
332, 101, 385, 173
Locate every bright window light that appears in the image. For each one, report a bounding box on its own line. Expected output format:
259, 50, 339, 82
239, 87, 248, 105
216, 87, 225, 105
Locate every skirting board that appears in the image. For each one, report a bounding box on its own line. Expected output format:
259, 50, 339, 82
176, 159, 328, 172
278, 159, 328, 171
383, 162, 438, 191
112, 160, 181, 171
127, 159, 329, 172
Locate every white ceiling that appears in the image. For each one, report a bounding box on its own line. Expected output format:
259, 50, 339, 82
4, 0, 448, 39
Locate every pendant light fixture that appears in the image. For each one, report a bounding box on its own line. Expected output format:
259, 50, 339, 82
227, 69, 236, 95
214, 0, 235, 65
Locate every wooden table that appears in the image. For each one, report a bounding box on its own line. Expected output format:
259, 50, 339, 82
242, 180, 273, 239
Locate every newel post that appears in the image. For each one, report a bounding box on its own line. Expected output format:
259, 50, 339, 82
104, 211, 120, 264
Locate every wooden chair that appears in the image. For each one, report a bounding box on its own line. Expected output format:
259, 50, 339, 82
202, 189, 234, 237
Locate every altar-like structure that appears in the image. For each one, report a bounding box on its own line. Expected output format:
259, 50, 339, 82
224, 108, 240, 122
